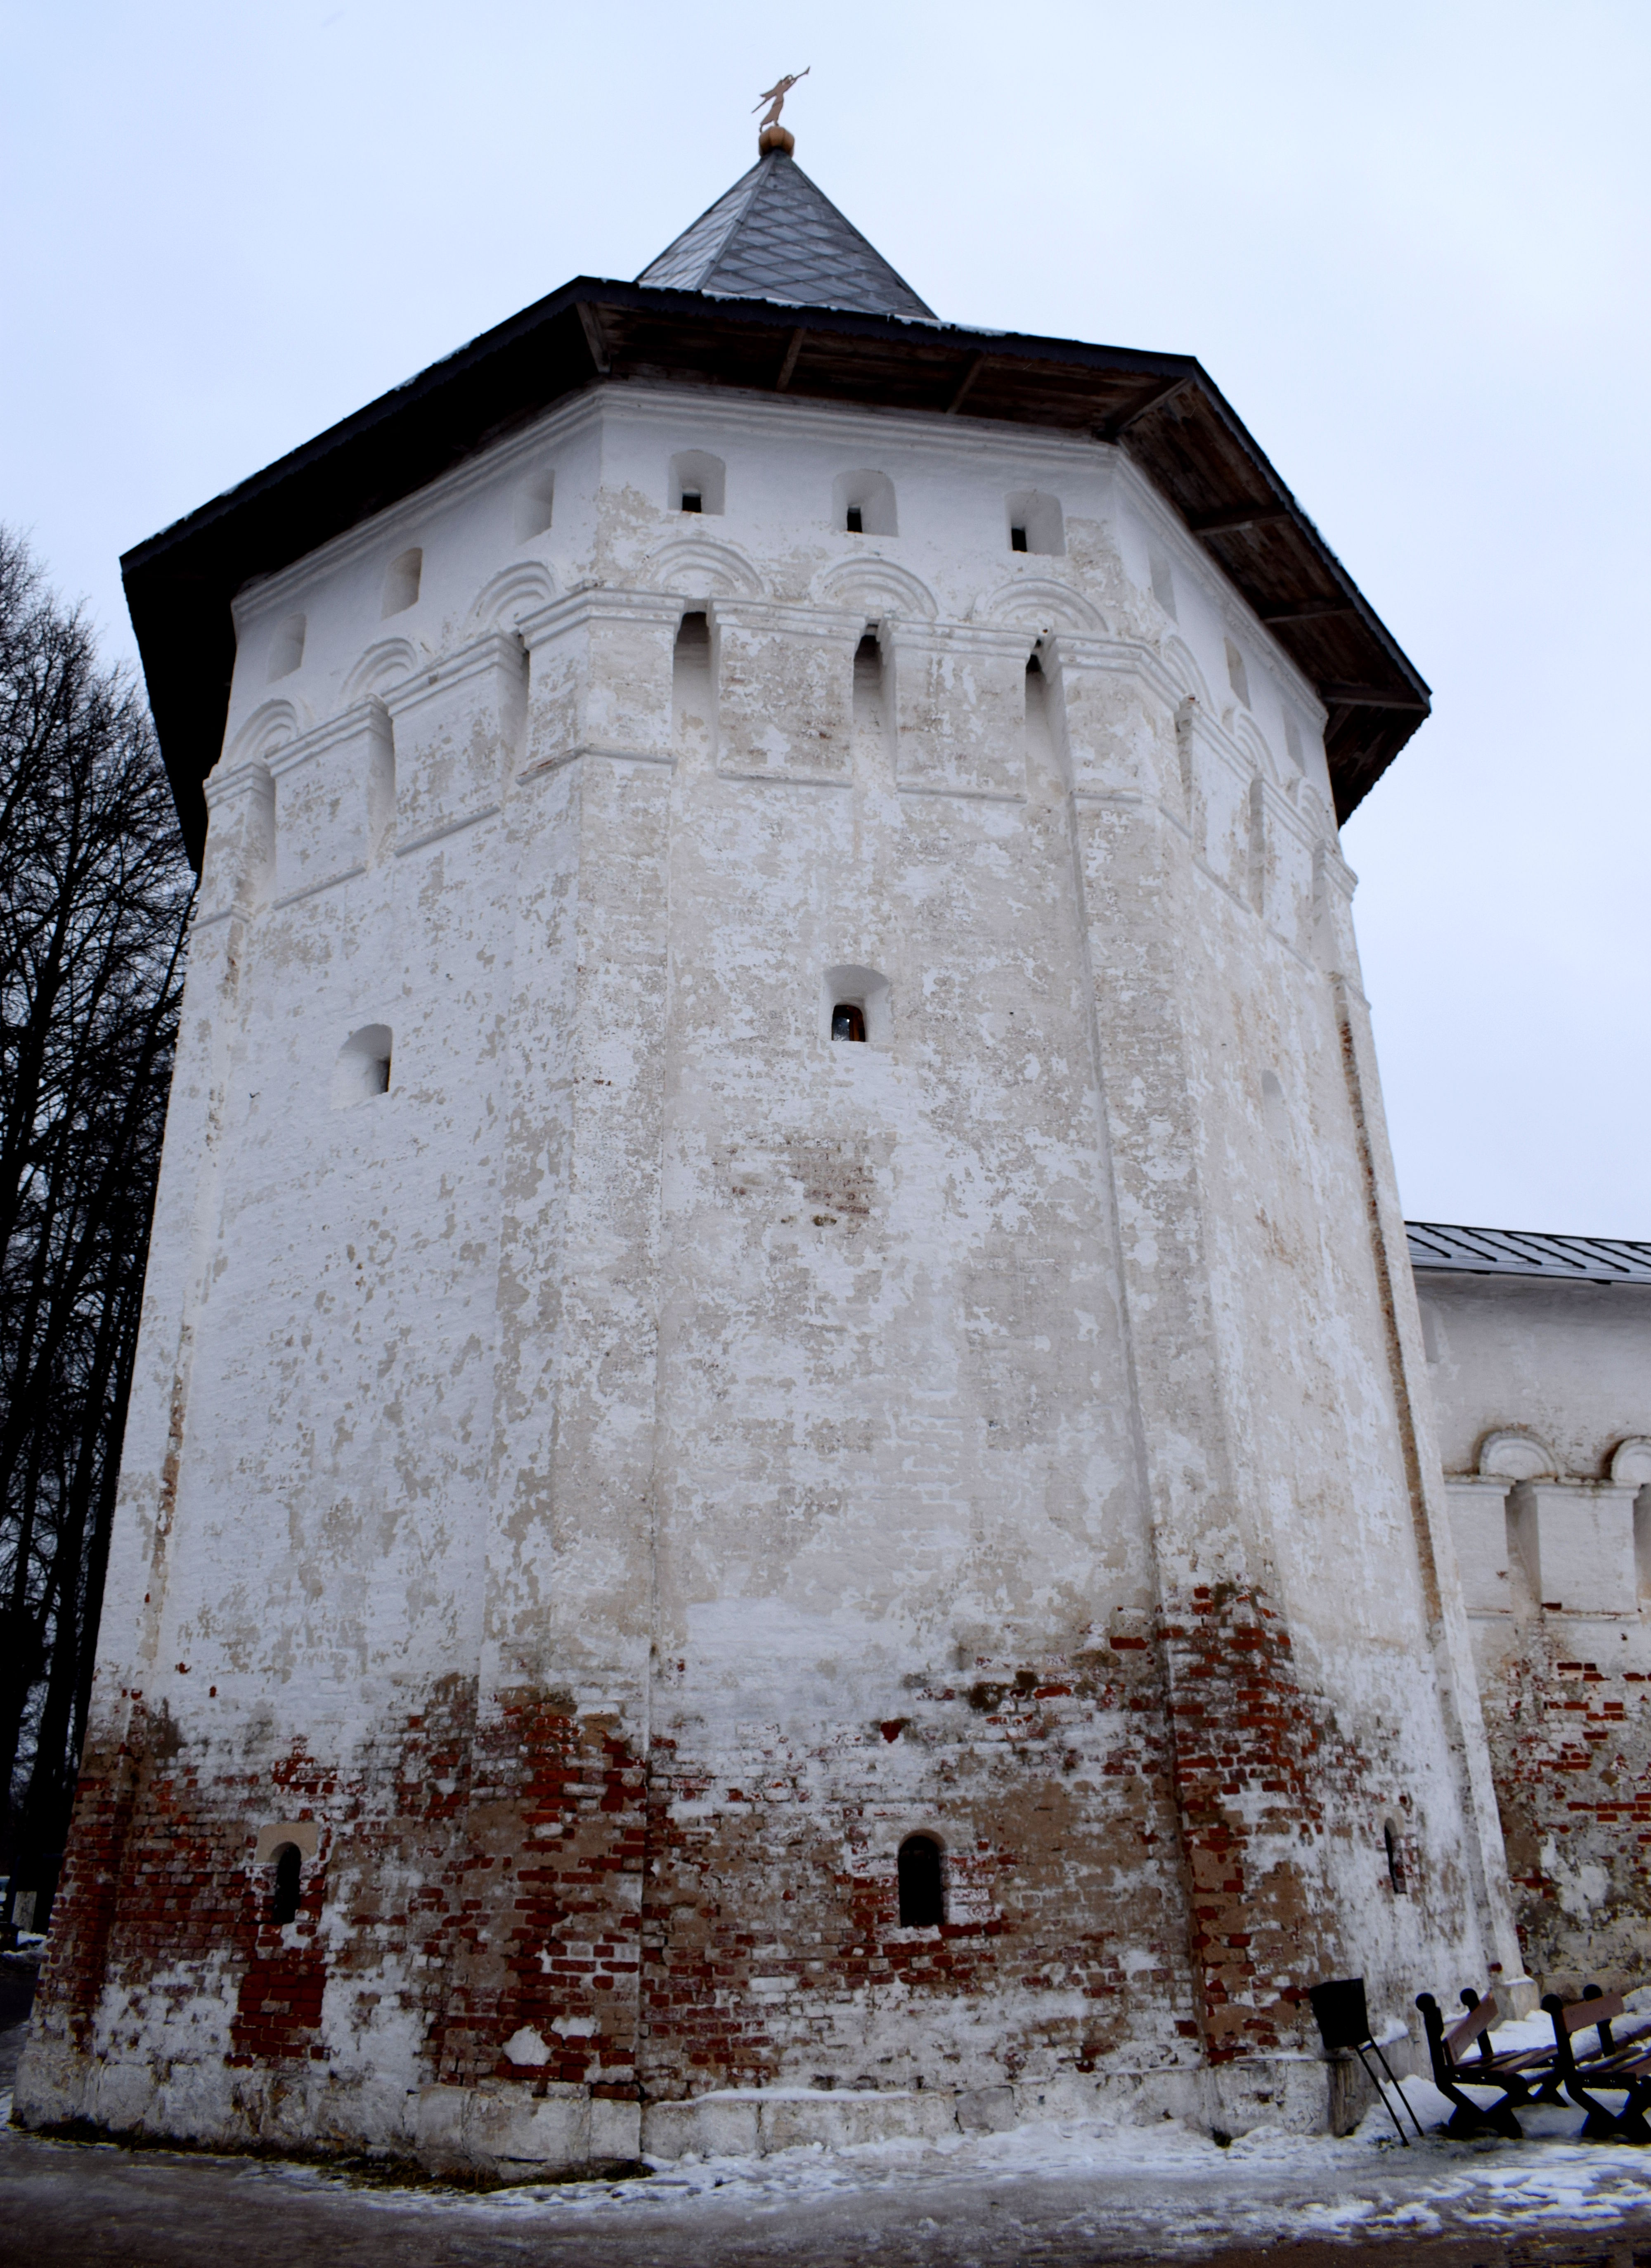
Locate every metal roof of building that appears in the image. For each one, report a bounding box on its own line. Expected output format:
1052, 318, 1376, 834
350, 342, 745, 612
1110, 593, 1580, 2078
1406, 1222, 1651, 1284
637, 150, 934, 321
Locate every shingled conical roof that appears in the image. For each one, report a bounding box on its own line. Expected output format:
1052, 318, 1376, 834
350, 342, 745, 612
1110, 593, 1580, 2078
637, 149, 934, 321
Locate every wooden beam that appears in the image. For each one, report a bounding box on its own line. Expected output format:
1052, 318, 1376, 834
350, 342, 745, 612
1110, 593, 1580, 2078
1317, 683, 1429, 712
945, 353, 988, 414
1098, 372, 1196, 440
576, 303, 610, 376
1186, 503, 1291, 535
1259, 596, 1356, 624
776, 327, 806, 390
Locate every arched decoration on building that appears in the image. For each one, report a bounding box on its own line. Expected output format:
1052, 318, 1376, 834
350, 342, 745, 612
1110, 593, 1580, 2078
978, 575, 1105, 636
469, 559, 560, 632
814, 556, 937, 621
342, 637, 421, 706
1477, 1428, 1559, 1482
1234, 714, 1280, 784
647, 533, 765, 600
1160, 635, 1213, 710
225, 696, 307, 771
1611, 1438, 1651, 1487
1288, 773, 1336, 840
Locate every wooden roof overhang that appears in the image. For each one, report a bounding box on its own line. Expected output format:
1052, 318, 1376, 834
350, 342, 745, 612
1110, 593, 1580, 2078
123, 278, 1429, 866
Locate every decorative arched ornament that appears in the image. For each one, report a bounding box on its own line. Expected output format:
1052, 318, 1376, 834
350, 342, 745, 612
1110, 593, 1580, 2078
1161, 635, 1213, 710
470, 559, 560, 632
977, 575, 1106, 635
647, 534, 765, 599
1611, 1437, 1651, 1487
1234, 714, 1281, 783
225, 696, 307, 771
814, 556, 938, 621
1477, 1428, 1559, 1482
342, 637, 421, 705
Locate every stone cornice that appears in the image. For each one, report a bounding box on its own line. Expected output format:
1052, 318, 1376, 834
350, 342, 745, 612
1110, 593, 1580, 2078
381, 630, 524, 719
265, 700, 388, 781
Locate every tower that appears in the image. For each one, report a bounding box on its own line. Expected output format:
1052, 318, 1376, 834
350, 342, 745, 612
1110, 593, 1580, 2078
19, 130, 1522, 2174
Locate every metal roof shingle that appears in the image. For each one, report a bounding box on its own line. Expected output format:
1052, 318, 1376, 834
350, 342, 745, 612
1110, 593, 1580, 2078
1405, 1222, 1651, 1283
638, 151, 934, 320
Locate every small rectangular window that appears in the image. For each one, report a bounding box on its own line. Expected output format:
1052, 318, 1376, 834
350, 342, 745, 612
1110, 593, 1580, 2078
1010, 525, 1028, 553
680, 490, 702, 514
845, 506, 863, 534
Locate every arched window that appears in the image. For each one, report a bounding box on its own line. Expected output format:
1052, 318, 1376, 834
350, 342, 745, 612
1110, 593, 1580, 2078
515, 470, 555, 541
333, 1024, 393, 1109
853, 630, 885, 734
382, 547, 423, 617
673, 611, 714, 747
1006, 490, 1064, 556
897, 1833, 943, 1927
669, 451, 726, 515
266, 613, 306, 682
823, 965, 889, 1047
833, 471, 897, 537
271, 1842, 302, 1925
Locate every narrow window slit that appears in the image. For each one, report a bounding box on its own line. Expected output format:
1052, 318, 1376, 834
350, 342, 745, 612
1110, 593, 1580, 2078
845, 505, 863, 534
1010, 525, 1028, 552
853, 630, 885, 737
1384, 1820, 1407, 1894
672, 611, 714, 748
271, 1843, 302, 1925
898, 1834, 943, 1927
832, 1003, 866, 1043
680, 490, 702, 514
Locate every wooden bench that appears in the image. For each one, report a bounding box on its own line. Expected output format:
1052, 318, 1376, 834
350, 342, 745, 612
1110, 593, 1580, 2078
1542, 1987, 1651, 2142
1416, 1988, 1559, 2137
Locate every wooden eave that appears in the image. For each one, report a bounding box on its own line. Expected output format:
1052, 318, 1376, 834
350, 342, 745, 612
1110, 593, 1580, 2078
123, 278, 1429, 866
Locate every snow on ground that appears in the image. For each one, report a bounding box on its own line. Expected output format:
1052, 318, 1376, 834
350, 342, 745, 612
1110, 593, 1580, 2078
8, 2064, 1651, 2263
9, 1999, 1651, 2264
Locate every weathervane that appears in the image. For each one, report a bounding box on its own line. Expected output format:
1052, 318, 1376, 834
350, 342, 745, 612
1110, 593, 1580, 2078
754, 67, 809, 155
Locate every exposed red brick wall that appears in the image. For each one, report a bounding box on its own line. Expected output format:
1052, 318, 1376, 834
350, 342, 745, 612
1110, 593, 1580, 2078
1481, 1640, 1651, 1991
1157, 1585, 1342, 2061
33, 1610, 1427, 2121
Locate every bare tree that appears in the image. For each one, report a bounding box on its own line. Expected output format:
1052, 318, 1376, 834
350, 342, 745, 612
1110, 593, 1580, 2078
0, 529, 192, 1929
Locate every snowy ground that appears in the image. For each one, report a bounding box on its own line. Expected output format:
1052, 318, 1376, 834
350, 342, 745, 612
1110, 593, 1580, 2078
9, 2017, 1651, 2265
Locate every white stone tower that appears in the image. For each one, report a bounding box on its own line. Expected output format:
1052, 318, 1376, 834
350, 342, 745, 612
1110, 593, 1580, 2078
20, 129, 1523, 2175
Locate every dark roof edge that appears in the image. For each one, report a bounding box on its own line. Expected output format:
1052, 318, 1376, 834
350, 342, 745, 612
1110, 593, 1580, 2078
122, 276, 604, 578
121, 281, 1207, 578
123, 277, 1431, 865
1407, 1220, 1651, 1285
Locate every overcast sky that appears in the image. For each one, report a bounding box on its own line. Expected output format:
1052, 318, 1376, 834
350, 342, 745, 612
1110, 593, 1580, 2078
4, 1, 1646, 1235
